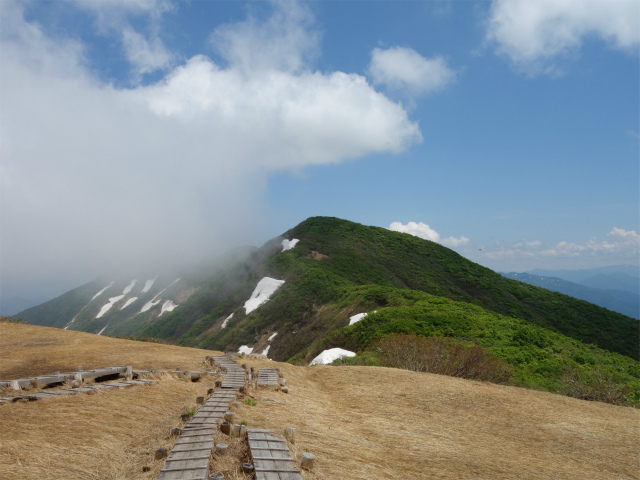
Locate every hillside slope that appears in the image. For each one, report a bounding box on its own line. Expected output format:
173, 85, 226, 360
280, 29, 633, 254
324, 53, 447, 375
1, 323, 638, 480
160, 217, 638, 362
17, 217, 639, 365
502, 272, 639, 319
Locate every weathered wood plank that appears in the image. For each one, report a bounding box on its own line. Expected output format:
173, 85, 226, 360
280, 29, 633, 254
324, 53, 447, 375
247, 429, 303, 480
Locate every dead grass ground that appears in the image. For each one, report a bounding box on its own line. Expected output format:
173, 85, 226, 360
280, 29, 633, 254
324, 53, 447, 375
1, 323, 638, 480
240, 356, 640, 480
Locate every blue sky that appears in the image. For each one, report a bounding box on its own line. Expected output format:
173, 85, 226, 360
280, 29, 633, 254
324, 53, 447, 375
0, 0, 638, 303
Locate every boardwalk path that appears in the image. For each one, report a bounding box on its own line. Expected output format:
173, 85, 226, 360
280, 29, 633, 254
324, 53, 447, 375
0, 366, 131, 389
0, 379, 153, 404
256, 368, 279, 388
247, 428, 303, 480
157, 355, 245, 480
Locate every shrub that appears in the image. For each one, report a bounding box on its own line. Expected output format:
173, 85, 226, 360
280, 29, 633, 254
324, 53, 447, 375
558, 368, 634, 406
373, 333, 514, 384
0, 316, 28, 324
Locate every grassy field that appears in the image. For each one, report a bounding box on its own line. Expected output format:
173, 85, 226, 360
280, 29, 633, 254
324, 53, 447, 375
1, 323, 638, 479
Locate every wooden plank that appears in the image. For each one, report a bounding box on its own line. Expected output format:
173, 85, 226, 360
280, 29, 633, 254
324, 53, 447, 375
246, 428, 303, 480
158, 358, 245, 480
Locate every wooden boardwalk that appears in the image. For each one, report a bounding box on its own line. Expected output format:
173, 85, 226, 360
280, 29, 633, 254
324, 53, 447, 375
158, 358, 241, 480
247, 429, 303, 480
210, 355, 246, 389
0, 379, 154, 404
0, 366, 131, 389
256, 369, 279, 388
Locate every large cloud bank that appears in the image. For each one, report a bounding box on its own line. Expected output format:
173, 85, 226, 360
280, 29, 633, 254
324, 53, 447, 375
0, 1, 421, 299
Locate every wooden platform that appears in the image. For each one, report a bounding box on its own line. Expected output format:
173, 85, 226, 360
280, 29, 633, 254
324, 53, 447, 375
0, 366, 131, 389
256, 369, 279, 388
247, 429, 303, 480
0, 379, 154, 404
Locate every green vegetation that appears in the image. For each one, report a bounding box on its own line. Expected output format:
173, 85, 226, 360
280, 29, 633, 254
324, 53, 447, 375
244, 398, 256, 406
0, 316, 28, 324
315, 289, 639, 406
14, 216, 639, 406
111, 335, 175, 345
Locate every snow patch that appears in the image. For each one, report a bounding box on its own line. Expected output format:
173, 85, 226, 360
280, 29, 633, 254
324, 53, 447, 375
92, 281, 114, 301
281, 238, 300, 252
159, 300, 178, 316
121, 297, 138, 310
97, 324, 109, 335
96, 295, 125, 318
268, 332, 278, 342
141, 276, 157, 294
349, 311, 376, 326
349, 313, 368, 325
122, 280, 137, 295
221, 313, 233, 329
262, 345, 271, 356
140, 289, 165, 313
238, 345, 254, 355
244, 277, 285, 314
309, 348, 356, 366
140, 299, 161, 313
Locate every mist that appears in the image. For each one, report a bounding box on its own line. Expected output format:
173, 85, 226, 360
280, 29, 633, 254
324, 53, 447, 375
0, 1, 420, 311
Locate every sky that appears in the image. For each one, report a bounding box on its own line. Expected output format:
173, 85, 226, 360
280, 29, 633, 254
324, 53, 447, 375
1, 0, 638, 308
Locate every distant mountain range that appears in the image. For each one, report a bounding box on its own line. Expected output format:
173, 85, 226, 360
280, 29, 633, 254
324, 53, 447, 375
502, 266, 639, 319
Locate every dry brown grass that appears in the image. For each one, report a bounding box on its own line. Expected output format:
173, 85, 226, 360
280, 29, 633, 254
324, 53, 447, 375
0, 323, 214, 379
239, 356, 640, 480
1, 323, 639, 480
0, 323, 223, 479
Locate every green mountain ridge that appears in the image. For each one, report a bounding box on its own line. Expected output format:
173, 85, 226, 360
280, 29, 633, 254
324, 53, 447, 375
16, 217, 640, 403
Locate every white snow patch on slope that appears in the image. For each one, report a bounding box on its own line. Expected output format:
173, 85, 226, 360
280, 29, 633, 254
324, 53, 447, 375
121, 297, 138, 310
244, 277, 285, 314
281, 239, 300, 252
96, 295, 125, 318
140, 289, 165, 313
97, 324, 109, 335
141, 276, 157, 294
309, 348, 356, 366
159, 300, 178, 316
349, 313, 368, 325
221, 313, 233, 329
238, 345, 254, 355
122, 280, 137, 295
349, 311, 377, 326
262, 345, 271, 356
140, 299, 161, 313
268, 332, 278, 342
92, 281, 114, 301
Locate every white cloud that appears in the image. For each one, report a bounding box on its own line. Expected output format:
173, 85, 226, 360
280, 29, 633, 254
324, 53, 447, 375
368, 47, 456, 95
389, 222, 469, 248
0, 1, 422, 300
210, 0, 319, 74
541, 228, 639, 257
121, 26, 174, 78
482, 228, 639, 263
486, 0, 640, 72
68, 0, 174, 78
441, 236, 471, 248
390, 221, 440, 242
